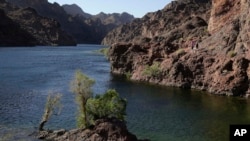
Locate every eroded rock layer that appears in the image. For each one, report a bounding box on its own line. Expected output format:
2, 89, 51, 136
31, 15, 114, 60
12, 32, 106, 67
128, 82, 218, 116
103, 0, 250, 97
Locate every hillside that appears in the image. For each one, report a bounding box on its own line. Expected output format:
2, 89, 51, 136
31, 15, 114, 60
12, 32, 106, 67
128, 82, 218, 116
7, 0, 134, 44
0, 0, 76, 46
93, 12, 135, 26
103, 0, 250, 97
0, 9, 37, 46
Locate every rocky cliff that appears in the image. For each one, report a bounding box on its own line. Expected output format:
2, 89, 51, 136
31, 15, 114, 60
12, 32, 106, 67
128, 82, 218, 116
0, 0, 76, 46
7, 0, 134, 44
103, 0, 250, 97
0, 9, 37, 46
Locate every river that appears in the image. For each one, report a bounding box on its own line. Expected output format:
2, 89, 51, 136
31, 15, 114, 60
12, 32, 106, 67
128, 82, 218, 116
0, 45, 249, 141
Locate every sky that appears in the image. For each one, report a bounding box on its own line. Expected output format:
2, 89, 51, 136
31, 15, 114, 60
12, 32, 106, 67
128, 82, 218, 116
48, 0, 172, 18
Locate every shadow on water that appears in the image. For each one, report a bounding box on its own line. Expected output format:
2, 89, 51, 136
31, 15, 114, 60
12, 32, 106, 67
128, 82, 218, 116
109, 75, 250, 141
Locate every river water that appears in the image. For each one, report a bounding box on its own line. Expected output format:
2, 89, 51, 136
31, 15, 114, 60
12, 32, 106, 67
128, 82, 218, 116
0, 45, 249, 141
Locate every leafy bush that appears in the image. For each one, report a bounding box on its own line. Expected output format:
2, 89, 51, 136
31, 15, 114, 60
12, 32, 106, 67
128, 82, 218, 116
125, 71, 132, 80
71, 70, 127, 128
98, 47, 109, 57
227, 50, 237, 58
142, 62, 162, 78
86, 89, 127, 124
175, 48, 186, 56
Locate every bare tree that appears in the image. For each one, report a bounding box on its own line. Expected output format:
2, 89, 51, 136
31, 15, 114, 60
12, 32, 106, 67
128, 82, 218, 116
39, 93, 62, 131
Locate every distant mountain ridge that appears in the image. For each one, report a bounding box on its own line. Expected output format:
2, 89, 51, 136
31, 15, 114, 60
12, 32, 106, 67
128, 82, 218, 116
93, 12, 135, 25
62, 4, 134, 26
6, 0, 135, 44
62, 4, 92, 18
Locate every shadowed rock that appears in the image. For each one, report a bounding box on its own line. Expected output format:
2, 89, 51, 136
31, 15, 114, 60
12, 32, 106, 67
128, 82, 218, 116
37, 118, 148, 141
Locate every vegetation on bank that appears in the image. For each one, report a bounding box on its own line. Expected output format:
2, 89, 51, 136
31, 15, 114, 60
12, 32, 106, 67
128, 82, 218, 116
39, 70, 127, 130
143, 62, 162, 78
97, 47, 109, 57
125, 71, 132, 80
70, 70, 127, 128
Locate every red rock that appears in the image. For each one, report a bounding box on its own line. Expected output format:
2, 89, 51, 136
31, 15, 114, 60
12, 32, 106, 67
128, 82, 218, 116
105, 0, 250, 97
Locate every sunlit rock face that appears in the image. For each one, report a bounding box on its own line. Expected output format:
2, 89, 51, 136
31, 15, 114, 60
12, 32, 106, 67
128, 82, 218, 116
208, 0, 241, 33
104, 0, 250, 97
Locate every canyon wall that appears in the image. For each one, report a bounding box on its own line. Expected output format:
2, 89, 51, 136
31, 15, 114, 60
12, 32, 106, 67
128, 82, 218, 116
0, 0, 76, 46
103, 0, 250, 97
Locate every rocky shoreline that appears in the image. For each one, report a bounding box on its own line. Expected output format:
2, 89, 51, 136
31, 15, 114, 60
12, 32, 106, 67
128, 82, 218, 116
104, 0, 250, 97
36, 118, 147, 141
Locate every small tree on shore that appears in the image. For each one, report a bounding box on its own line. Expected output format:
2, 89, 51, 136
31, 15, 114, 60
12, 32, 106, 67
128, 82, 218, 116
70, 70, 95, 128
39, 93, 62, 131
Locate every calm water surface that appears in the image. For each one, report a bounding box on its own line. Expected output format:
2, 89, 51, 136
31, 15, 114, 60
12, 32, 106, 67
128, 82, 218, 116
0, 45, 249, 141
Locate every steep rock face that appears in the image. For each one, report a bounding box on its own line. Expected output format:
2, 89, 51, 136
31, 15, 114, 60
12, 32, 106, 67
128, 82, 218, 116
37, 118, 143, 141
102, 0, 211, 45
208, 0, 241, 33
0, 0, 76, 46
0, 9, 37, 46
7, 0, 134, 44
105, 0, 250, 97
7, 0, 97, 43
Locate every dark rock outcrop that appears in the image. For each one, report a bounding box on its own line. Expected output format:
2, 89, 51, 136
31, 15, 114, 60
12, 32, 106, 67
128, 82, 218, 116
0, 9, 37, 46
37, 118, 144, 141
7, 0, 135, 44
104, 0, 250, 97
0, 0, 76, 46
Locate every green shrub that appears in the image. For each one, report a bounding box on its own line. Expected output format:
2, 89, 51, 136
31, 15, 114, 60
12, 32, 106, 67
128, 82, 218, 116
86, 89, 127, 124
227, 50, 237, 58
142, 62, 162, 77
98, 47, 109, 57
70, 70, 127, 128
70, 70, 95, 128
175, 48, 185, 56
125, 71, 132, 80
